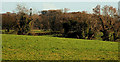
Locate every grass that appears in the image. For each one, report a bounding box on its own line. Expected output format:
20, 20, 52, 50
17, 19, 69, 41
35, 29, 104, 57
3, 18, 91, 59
1, 30, 15, 34
2, 34, 119, 60
1, 29, 51, 34
30, 30, 51, 33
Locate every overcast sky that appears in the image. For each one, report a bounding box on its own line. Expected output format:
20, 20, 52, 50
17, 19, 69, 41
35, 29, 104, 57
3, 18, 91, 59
1, 0, 120, 14
1, 2, 118, 14
1, 0, 120, 2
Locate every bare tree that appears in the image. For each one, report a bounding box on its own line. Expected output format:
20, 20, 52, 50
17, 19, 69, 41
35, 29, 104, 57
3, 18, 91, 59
93, 5, 101, 15
64, 8, 70, 13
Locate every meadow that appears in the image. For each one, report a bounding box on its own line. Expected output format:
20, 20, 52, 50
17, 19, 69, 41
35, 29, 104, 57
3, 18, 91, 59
2, 34, 118, 60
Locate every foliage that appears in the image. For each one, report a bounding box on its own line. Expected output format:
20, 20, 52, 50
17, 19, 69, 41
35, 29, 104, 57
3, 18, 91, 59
2, 4, 120, 41
15, 4, 33, 35
2, 12, 17, 32
15, 13, 32, 35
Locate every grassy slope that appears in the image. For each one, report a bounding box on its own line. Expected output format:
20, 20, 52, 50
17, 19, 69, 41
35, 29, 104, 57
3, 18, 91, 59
2, 34, 118, 60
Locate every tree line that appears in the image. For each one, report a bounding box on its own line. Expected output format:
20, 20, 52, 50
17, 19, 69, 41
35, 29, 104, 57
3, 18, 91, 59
2, 4, 120, 41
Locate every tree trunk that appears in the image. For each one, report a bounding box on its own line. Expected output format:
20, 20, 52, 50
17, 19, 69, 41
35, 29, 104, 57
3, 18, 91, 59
113, 33, 117, 41
6, 28, 9, 32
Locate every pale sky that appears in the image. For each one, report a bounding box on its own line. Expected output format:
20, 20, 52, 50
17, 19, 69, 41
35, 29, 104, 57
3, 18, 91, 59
1, 2, 118, 14
1, 0, 120, 2
1, 0, 120, 14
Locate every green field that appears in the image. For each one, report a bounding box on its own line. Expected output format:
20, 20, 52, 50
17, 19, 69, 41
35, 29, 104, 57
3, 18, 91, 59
2, 34, 118, 60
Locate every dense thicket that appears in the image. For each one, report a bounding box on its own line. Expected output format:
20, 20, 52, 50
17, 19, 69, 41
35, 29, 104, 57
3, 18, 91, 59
2, 5, 120, 41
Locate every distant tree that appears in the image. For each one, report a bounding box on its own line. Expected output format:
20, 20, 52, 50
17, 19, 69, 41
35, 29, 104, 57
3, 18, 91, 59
15, 4, 32, 35
102, 5, 117, 17
2, 12, 17, 32
109, 6, 117, 17
41, 9, 63, 31
62, 22, 70, 35
99, 16, 110, 41
63, 8, 70, 13
93, 5, 101, 15
93, 5, 120, 41
16, 4, 29, 14
109, 17, 120, 41
62, 20, 78, 38
32, 14, 41, 29
102, 5, 109, 16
